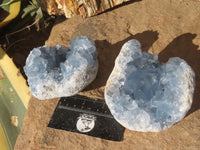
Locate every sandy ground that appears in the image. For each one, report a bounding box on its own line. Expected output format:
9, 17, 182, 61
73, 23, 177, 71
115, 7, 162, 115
15, 0, 200, 149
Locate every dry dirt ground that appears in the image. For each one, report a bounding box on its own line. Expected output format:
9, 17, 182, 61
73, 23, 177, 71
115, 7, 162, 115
15, 0, 200, 150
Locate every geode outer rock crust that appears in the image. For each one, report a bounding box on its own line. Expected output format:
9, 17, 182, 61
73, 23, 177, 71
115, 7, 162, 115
24, 36, 98, 100
105, 39, 195, 132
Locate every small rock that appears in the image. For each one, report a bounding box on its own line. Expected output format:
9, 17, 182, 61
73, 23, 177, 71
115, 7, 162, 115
9, 87, 13, 92
11, 116, 18, 127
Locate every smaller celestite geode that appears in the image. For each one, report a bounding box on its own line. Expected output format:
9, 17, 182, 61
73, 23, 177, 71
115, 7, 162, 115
105, 39, 195, 132
24, 36, 98, 100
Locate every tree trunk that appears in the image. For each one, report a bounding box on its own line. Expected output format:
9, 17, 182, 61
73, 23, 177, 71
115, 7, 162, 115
37, 0, 132, 18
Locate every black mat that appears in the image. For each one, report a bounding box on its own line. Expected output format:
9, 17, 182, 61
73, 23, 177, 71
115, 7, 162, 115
48, 95, 125, 141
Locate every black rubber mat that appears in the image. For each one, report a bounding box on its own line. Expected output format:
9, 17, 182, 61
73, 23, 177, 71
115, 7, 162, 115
48, 95, 125, 141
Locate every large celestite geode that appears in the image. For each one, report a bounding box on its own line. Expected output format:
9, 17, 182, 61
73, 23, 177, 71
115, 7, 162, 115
105, 39, 195, 132
24, 36, 98, 100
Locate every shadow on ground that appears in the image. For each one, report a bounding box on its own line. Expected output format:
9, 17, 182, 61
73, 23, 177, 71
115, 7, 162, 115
159, 33, 200, 115
84, 30, 159, 91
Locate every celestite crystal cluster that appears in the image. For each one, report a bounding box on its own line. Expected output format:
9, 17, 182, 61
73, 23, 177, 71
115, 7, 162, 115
105, 39, 195, 132
24, 36, 98, 100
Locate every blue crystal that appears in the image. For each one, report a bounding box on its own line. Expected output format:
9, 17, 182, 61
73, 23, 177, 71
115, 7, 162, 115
24, 36, 98, 100
105, 39, 195, 132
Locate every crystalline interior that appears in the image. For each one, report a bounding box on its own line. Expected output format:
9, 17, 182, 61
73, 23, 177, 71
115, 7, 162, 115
105, 39, 195, 132
24, 36, 98, 100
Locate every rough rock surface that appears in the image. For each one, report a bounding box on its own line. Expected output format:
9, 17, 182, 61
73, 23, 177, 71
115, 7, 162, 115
15, 0, 200, 150
105, 39, 195, 132
24, 36, 98, 100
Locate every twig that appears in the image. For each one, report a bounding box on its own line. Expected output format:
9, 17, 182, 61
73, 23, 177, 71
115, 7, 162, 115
6, 39, 26, 52
6, 19, 40, 44
0, 0, 18, 7
0, 1, 12, 7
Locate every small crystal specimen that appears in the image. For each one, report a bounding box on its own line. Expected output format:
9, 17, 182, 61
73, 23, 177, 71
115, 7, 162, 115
24, 36, 98, 100
105, 39, 195, 132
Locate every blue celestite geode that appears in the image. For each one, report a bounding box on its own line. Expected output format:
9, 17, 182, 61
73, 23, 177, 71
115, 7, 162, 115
24, 36, 98, 100
105, 39, 195, 132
